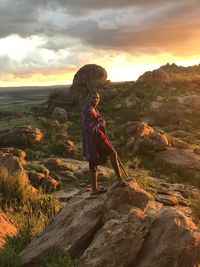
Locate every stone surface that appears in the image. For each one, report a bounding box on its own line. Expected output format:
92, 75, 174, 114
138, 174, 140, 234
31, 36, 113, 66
39, 158, 114, 181
0, 154, 29, 185
0, 125, 43, 146
161, 148, 200, 173
54, 188, 80, 201
51, 107, 68, 123
20, 179, 200, 267
134, 207, 200, 267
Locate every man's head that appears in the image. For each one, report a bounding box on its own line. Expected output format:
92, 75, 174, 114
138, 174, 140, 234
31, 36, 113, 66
88, 90, 100, 107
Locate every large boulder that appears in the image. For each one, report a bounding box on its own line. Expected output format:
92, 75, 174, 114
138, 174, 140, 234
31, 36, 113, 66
118, 122, 169, 153
0, 153, 29, 185
39, 157, 114, 181
0, 211, 18, 248
51, 107, 68, 123
160, 148, 200, 179
70, 64, 107, 95
0, 125, 43, 147
20, 180, 200, 267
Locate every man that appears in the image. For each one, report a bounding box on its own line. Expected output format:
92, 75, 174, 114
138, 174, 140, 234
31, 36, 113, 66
82, 90, 127, 195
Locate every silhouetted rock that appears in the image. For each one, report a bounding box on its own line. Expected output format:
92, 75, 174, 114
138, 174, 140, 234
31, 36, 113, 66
70, 64, 107, 95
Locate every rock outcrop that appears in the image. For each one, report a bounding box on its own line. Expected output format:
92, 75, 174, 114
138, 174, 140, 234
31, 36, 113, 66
0, 125, 43, 147
39, 157, 114, 181
160, 148, 200, 179
118, 122, 169, 153
0, 152, 29, 185
51, 107, 68, 123
70, 64, 108, 95
20, 180, 200, 267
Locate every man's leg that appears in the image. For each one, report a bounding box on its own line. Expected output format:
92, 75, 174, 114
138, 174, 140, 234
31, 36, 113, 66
91, 170, 98, 192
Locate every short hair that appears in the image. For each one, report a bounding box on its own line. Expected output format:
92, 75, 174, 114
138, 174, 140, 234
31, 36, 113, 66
87, 90, 100, 100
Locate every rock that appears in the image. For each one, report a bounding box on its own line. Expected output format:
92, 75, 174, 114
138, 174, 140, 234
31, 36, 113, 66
160, 148, 200, 174
134, 207, 200, 267
149, 101, 184, 125
135, 122, 154, 139
176, 95, 200, 110
155, 194, 178, 206
137, 68, 169, 86
134, 130, 169, 154
193, 147, 200, 155
28, 172, 45, 188
20, 180, 152, 266
100, 88, 118, 101
0, 125, 43, 146
40, 177, 60, 192
54, 188, 80, 201
171, 137, 191, 149
39, 158, 114, 181
20, 180, 200, 267
0, 154, 29, 185
48, 90, 68, 109
70, 64, 108, 95
113, 103, 122, 110
51, 107, 68, 123
0, 148, 26, 165
80, 208, 152, 267
126, 137, 135, 151
169, 130, 190, 138
0, 211, 18, 248
150, 101, 163, 109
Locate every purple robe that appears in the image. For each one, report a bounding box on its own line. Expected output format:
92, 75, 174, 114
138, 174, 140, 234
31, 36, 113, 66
82, 104, 113, 163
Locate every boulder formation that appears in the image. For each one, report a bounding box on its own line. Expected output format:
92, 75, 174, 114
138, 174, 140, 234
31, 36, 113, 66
160, 148, 200, 179
51, 107, 68, 123
0, 125, 43, 147
70, 64, 108, 95
0, 150, 29, 185
20, 180, 200, 267
118, 121, 169, 153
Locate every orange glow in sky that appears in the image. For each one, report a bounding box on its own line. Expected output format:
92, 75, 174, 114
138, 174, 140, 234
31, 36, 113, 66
0, 1, 200, 87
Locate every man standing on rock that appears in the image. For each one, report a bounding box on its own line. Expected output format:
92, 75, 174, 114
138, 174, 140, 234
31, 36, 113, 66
81, 90, 127, 195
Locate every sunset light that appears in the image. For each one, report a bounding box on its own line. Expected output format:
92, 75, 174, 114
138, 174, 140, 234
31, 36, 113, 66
0, 1, 200, 86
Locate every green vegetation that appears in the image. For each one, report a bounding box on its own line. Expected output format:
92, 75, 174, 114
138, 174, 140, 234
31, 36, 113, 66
43, 249, 77, 267
124, 158, 157, 195
0, 167, 61, 266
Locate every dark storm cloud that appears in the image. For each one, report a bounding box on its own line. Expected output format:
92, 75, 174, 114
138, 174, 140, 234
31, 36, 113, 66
0, 0, 200, 55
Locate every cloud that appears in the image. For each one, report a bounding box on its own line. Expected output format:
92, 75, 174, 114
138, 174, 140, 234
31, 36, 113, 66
0, 0, 200, 85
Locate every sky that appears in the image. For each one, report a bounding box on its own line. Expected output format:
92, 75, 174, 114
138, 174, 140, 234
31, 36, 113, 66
0, 0, 200, 87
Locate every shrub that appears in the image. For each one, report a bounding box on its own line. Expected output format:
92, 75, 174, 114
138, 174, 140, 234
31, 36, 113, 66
39, 117, 68, 142
0, 167, 61, 266
124, 158, 157, 194
25, 162, 46, 173
43, 250, 77, 267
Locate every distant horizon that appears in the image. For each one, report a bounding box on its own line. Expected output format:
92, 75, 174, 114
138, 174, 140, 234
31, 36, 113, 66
1, 61, 200, 89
